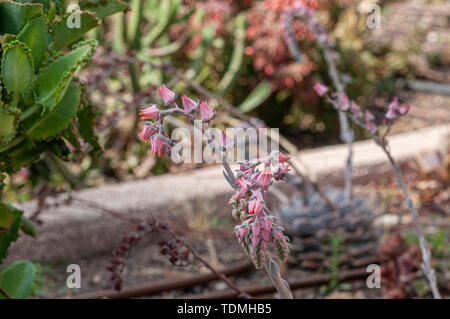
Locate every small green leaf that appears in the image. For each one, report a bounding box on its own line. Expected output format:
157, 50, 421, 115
50, 11, 98, 51
26, 83, 81, 140
0, 202, 12, 230
0, 260, 36, 299
17, 17, 47, 69
0, 0, 44, 35
0, 207, 22, 264
83, 0, 129, 19
77, 102, 100, 151
0, 111, 15, 137
34, 40, 96, 111
20, 216, 36, 238
1, 40, 34, 98
238, 81, 272, 113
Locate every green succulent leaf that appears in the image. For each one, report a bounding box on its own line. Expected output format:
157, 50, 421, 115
77, 101, 99, 151
0, 0, 44, 35
0, 260, 36, 299
17, 16, 47, 69
0, 202, 12, 230
0, 206, 22, 264
1, 40, 34, 100
50, 11, 98, 51
82, 0, 128, 19
20, 216, 36, 238
9, 143, 44, 171
34, 40, 96, 111
238, 81, 273, 113
0, 111, 15, 137
26, 82, 81, 140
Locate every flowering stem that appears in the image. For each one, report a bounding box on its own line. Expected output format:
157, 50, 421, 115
313, 23, 354, 203
264, 257, 293, 299
349, 116, 441, 299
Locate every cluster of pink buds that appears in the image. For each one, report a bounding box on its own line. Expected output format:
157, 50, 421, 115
138, 84, 217, 157
138, 85, 292, 270
313, 82, 410, 139
230, 152, 291, 269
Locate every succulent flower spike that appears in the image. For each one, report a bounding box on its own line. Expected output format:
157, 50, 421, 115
181, 95, 198, 113
139, 104, 160, 120
199, 101, 216, 122
157, 84, 176, 105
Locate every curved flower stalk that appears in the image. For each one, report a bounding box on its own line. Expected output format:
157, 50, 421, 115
282, 1, 355, 202
138, 84, 293, 298
315, 83, 441, 299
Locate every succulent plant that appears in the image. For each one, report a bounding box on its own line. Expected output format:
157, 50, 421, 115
0, 0, 128, 287
280, 188, 380, 270
0, 0, 129, 176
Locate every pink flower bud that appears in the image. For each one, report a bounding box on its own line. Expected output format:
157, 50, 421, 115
277, 152, 291, 163
221, 130, 230, 148
279, 163, 290, 174
139, 125, 156, 142
388, 97, 399, 111
139, 104, 160, 120
199, 101, 216, 122
157, 84, 176, 105
350, 101, 362, 118
151, 135, 166, 157
257, 165, 272, 187
385, 108, 397, 120
365, 121, 378, 135
181, 95, 198, 113
248, 199, 263, 215
399, 104, 410, 116
365, 110, 375, 121
339, 93, 350, 111
236, 175, 252, 191
313, 82, 329, 96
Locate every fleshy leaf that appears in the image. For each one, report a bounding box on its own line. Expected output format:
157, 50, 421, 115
50, 11, 98, 51
1, 40, 34, 98
25, 82, 81, 140
34, 40, 96, 111
20, 216, 36, 238
77, 102, 100, 151
17, 16, 47, 69
0, 0, 44, 35
0, 206, 22, 264
0, 202, 12, 230
0, 111, 15, 137
0, 260, 36, 299
81, 0, 129, 19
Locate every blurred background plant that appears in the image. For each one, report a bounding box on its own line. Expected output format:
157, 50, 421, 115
8, 0, 426, 195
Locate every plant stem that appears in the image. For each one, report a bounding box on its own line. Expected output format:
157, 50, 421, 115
316, 32, 354, 203
350, 116, 441, 299
0, 287, 11, 299
381, 145, 441, 299
264, 257, 293, 299
19, 104, 40, 122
